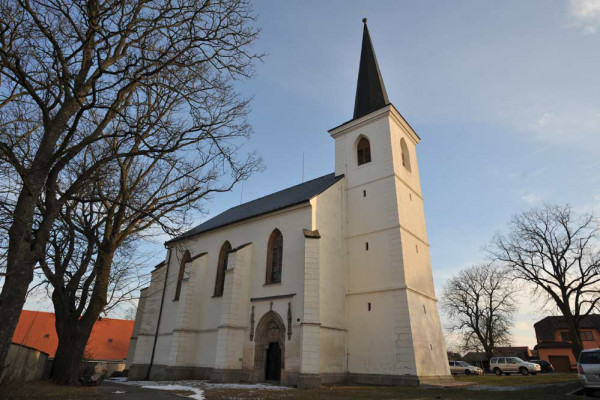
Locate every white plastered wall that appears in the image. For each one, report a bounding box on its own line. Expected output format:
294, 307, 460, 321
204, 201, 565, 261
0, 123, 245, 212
309, 179, 348, 374
330, 105, 450, 378
131, 203, 312, 375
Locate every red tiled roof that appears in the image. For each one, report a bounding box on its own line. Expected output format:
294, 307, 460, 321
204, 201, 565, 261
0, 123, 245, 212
12, 310, 134, 361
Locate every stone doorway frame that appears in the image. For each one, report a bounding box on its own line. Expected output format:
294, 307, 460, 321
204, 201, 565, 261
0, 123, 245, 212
253, 310, 286, 382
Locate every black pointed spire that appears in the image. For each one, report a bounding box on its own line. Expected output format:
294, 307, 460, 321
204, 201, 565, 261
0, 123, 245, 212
353, 18, 389, 120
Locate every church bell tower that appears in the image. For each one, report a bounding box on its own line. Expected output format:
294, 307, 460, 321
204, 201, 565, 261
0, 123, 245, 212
330, 19, 451, 384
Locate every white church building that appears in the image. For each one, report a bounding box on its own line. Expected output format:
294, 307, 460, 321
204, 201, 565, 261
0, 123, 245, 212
127, 20, 452, 388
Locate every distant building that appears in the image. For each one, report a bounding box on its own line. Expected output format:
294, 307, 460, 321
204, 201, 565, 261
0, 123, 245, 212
493, 346, 533, 361
12, 310, 133, 363
534, 315, 600, 372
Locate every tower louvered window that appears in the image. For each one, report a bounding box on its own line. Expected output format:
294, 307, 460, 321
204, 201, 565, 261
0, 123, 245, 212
357, 137, 371, 165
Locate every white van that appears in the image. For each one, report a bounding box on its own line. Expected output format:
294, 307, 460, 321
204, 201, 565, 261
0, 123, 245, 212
578, 348, 600, 396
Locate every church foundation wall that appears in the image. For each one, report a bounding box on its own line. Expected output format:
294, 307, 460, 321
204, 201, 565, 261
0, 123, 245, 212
128, 363, 452, 388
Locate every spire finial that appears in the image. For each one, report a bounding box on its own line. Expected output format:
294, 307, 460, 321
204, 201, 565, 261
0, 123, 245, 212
362, 17, 367, 24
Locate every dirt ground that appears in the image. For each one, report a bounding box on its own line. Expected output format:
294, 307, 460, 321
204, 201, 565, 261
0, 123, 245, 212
0, 374, 586, 400
201, 381, 582, 400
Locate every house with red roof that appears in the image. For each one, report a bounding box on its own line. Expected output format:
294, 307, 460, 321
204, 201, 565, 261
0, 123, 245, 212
12, 310, 134, 362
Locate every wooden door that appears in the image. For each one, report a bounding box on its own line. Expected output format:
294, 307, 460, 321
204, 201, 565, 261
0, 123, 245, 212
548, 356, 572, 372
265, 342, 281, 381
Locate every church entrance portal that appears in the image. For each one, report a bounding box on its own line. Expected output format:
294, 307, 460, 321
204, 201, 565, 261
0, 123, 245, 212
265, 342, 281, 381
253, 311, 285, 383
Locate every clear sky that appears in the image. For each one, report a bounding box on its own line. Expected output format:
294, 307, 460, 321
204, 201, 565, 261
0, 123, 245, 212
25, 0, 600, 349
227, 0, 600, 349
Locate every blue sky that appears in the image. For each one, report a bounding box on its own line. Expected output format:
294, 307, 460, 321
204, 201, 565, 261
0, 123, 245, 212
26, 0, 600, 348
230, 0, 600, 348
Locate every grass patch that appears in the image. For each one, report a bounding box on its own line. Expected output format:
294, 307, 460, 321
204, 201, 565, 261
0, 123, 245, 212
0, 380, 102, 400
453, 372, 580, 386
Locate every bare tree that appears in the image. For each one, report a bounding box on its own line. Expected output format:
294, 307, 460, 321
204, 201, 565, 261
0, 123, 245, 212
441, 263, 518, 360
42, 91, 259, 383
37, 199, 147, 383
0, 0, 261, 375
491, 204, 600, 359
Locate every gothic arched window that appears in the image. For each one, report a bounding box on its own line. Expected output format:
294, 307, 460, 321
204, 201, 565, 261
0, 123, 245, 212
214, 241, 231, 297
357, 137, 371, 166
265, 229, 283, 284
174, 250, 191, 301
400, 138, 411, 171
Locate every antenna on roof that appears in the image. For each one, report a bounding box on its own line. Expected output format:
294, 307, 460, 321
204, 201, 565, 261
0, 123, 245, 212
302, 151, 305, 183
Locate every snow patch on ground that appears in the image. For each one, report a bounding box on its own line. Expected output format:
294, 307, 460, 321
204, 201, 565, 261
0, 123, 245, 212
140, 384, 204, 400
124, 379, 293, 395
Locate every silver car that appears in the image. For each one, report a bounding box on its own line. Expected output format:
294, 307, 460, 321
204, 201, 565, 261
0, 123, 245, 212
578, 348, 600, 396
449, 361, 484, 375
490, 356, 541, 376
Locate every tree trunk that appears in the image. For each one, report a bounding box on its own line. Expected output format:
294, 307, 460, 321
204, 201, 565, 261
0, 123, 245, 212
50, 246, 115, 385
0, 184, 43, 377
0, 253, 34, 379
51, 320, 92, 385
566, 317, 584, 360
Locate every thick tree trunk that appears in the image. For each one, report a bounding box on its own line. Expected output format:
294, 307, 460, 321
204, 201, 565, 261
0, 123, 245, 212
566, 317, 584, 360
51, 319, 92, 385
0, 185, 43, 377
0, 110, 77, 375
50, 246, 115, 385
0, 254, 34, 379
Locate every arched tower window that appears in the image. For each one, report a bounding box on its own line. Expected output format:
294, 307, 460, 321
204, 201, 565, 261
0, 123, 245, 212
265, 229, 283, 284
174, 250, 191, 301
357, 137, 371, 165
214, 241, 231, 297
400, 138, 411, 172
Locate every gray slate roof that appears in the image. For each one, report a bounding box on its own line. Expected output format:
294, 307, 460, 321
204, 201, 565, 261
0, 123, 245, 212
166, 173, 344, 244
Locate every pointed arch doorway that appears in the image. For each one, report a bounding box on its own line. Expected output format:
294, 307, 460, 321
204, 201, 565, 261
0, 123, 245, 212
253, 311, 286, 383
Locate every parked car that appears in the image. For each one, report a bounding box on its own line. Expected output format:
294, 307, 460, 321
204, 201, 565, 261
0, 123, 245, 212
530, 360, 554, 373
449, 361, 484, 375
490, 357, 541, 376
578, 348, 600, 397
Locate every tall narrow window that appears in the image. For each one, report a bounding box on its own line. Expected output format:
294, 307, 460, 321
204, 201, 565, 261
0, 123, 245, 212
400, 138, 411, 171
214, 241, 231, 297
174, 250, 191, 301
265, 229, 283, 284
357, 137, 371, 165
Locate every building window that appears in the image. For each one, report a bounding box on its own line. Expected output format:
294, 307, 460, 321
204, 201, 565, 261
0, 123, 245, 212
214, 241, 231, 297
357, 137, 371, 165
266, 229, 283, 284
174, 250, 191, 301
581, 331, 594, 341
400, 138, 411, 171
560, 331, 571, 342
